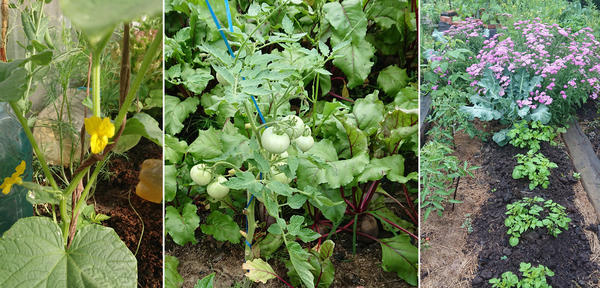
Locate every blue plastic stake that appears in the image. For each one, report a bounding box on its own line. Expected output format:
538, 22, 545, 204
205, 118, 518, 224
224, 0, 233, 32
204, 0, 235, 58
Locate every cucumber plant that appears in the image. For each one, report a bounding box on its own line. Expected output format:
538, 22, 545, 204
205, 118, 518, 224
0, 0, 162, 286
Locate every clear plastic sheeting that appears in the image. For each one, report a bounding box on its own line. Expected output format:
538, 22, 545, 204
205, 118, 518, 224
0, 103, 33, 234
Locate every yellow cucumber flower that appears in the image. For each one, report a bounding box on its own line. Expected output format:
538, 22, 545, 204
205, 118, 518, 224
85, 116, 115, 154
0, 160, 26, 195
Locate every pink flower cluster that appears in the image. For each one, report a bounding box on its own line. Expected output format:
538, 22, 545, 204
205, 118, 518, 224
466, 19, 600, 108
445, 18, 485, 40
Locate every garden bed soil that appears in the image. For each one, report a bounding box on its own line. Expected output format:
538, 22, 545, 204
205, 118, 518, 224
420, 128, 600, 287
470, 137, 600, 287
166, 212, 413, 288
94, 138, 163, 288
420, 131, 489, 288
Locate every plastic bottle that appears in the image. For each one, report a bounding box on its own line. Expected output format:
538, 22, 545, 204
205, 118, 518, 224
135, 159, 162, 203
0, 102, 33, 234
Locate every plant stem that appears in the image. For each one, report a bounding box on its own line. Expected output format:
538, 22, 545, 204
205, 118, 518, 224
113, 31, 162, 132
210, 161, 244, 174
367, 212, 418, 240
8, 102, 59, 191
358, 180, 379, 212
244, 101, 263, 147
92, 54, 101, 117
72, 159, 104, 232
244, 192, 256, 260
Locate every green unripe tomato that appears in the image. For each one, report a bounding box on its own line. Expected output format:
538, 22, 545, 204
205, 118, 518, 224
190, 164, 212, 186
282, 115, 305, 139
207, 176, 229, 199
261, 127, 290, 154
294, 135, 314, 152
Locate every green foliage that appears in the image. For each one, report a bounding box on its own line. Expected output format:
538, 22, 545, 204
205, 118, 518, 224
194, 273, 215, 288
0, 217, 137, 287
286, 240, 336, 288
380, 234, 419, 286
505, 197, 571, 246
506, 121, 564, 151
165, 255, 184, 288
1, 2, 162, 286
490, 263, 555, 288
322, 0, 374, 88
59, 0, 161, 53
200, 210, 241, 244
426, 85, 485, 145
165, 203, 200, 246
420, 141, 478, 221
512, 151, 558, 190
460, 69, 550, 130
164, 0, 418, 286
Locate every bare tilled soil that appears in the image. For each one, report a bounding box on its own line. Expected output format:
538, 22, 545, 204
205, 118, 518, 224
94, 139, 163, 288
470, 139, 600, 287
421, 127, 600, 287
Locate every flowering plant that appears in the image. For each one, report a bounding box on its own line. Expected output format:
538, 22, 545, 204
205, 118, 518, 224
466, 18, 600, 122
0, 1, 161, 286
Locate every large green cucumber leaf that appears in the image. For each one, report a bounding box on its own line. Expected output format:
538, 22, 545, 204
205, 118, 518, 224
0, 217, 137, 287
122, 112, 164, 146
60, 0, 161, 52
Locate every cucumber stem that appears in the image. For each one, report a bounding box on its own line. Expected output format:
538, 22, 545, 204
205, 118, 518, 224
92, 54, 101, 117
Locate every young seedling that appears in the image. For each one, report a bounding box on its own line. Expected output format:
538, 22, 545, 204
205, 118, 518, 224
505, 197, 571, 246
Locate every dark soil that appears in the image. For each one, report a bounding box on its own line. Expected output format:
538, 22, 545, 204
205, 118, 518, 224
167, 224, 411, 288
470, 140, 599, 287
94, 138, 163, 288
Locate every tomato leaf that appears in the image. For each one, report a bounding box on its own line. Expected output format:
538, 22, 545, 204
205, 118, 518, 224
188, 128, 223, 160
165, 95, 200, 135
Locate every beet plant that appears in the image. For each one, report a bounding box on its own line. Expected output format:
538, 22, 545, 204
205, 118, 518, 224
165, 0, 418, 286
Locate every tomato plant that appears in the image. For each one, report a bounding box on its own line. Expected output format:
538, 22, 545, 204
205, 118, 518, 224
165, 0, 418, 286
